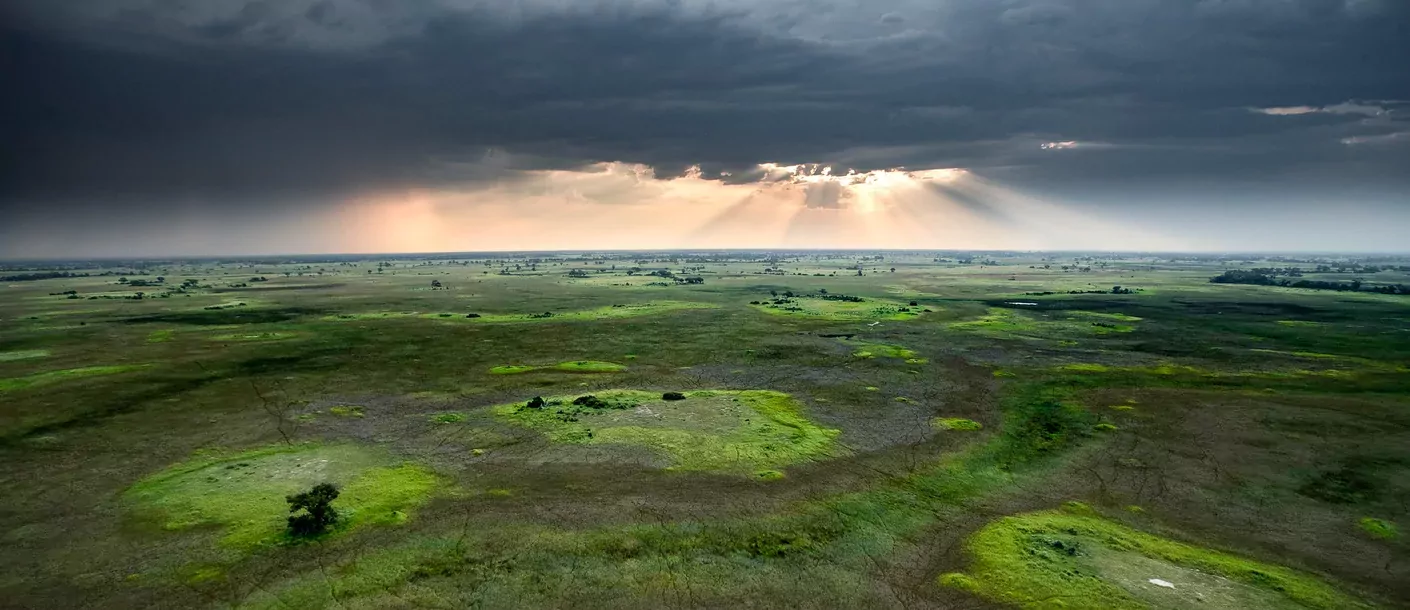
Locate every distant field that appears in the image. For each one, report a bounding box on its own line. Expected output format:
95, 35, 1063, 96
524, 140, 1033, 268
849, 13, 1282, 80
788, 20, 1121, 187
1, 251, 1406, 609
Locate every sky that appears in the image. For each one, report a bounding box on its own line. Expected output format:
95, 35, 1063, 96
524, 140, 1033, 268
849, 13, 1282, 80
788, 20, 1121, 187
2, 0, 1408, 258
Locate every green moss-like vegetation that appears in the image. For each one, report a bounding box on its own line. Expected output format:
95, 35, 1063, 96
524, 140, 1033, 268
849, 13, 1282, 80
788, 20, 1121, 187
1358, 517, 1399, 540
490, 361, 627, 374
145, 329, 175, 343
494, 389, 841, 474
1062, 363, 1110, 373
933, 418, 984, 431
328, 405, 365, 418
1094, 423, 1119, 432
235, 378, 1104, 610
943, 507, 1371, 609
123, 444, 441, 549
326, 302, 715, 323
949, 308, 1041, 334
0, 364, 152, 392
950, 308, 1137, 339
208, 331, 299, 342
0, 349, 50, 361
751, 296, 925, 321
430, 412, 466, 424
848, 340, 927, 363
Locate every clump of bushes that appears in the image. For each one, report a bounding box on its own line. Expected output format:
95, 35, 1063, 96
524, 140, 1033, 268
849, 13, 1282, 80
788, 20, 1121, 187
286, 483, 339, 538
662, 392, 687, 401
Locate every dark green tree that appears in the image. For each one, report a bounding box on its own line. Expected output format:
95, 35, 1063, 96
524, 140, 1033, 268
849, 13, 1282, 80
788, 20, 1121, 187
286, 483, 340, 537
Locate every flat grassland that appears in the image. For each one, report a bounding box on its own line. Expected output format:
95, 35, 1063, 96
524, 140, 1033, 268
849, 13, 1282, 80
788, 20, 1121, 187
1, 251, 1407, 609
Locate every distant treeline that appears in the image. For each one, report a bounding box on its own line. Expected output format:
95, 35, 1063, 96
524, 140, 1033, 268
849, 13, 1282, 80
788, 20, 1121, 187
1210, 270, 1410, 295
0, 271, 90, 282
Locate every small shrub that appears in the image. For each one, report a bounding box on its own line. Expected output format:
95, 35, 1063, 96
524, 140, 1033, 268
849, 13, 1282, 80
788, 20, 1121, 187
662, 392, 686, 401
286, 483, 339, 538
573, 395, 608, 409
526, 396, 547, 410
465, 313, 481, 318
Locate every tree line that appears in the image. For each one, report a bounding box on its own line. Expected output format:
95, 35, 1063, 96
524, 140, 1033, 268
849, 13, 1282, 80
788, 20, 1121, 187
1210, 270, 1410, 295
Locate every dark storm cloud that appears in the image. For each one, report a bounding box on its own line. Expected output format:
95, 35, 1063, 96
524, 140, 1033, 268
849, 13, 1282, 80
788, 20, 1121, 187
3, 0, 1409, 210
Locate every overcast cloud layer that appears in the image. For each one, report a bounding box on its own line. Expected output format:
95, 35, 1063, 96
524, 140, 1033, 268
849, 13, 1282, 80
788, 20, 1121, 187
2, 0, 1409, 255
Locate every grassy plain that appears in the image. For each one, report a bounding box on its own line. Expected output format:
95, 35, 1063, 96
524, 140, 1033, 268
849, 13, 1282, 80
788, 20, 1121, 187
1, 251, 1407, 609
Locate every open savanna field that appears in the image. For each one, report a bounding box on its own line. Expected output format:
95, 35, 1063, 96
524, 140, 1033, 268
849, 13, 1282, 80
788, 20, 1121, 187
2, 251, 1408, 609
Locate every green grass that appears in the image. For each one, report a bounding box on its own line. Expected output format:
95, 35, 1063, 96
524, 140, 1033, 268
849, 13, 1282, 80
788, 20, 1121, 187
327, 301, 716, 324
493, 389, 842, 473
145, 329, 175, 343
949, 308, 1041, 334
489, 361, 627, 374
328, 405, 365, 418
932, 417, 983, 431
942, 505, 1373, 609
0, 349, 49, 361
555, 360, 628, 373
751, 296, 926, 321
950, 308, 1137, 338
848, 340, 926, 363
5, 253, 1409, 608
234, 376, 1107, 610
208, 331, 299, 342
0, 364, 152, 392
1358, 517, 1399, 541
430, 412, 466, 424
123, 444, 442, 549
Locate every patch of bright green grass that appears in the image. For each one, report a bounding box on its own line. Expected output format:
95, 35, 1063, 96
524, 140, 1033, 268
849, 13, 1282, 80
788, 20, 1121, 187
209, 331, 299, 342
490, 361, 627, 374
328, 405, 365, 418
847, 340, 927, 363
494, 389, 841, 474
951, 308, 1136, 338
146, 329, 175, 343
0, 349, 49, 362
751, 296, 925, 321
0, 364, 152, 392
123, 444, 441, 549
933, 418, 983, 431
1068, 310, 1143, 323
949, 308, 1040, 334
942, 506, 1372, 609
1359, 517, 1399, 540
430, 412, 466, 424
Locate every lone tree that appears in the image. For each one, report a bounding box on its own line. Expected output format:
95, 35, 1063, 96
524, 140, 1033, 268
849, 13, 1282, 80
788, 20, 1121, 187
286, 483, 340, 538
